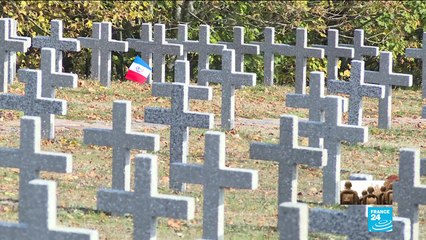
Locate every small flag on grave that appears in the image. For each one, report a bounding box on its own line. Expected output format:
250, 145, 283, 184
125, 56, 152, 84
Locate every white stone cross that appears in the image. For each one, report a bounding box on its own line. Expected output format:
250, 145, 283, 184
278, 202, 309, 240
97, 154, 194, 240
84, 100, 160, 191
171, 131, 258, 240
328, 60, 385, 126
341, 29, 379, 60
364, 51, 412, 129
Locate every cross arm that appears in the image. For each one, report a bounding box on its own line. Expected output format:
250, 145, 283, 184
185, 112, 214, 129
297, 120, 323, 139
0, 223, 25, 239
126, 133, 160, 152
170, 163, 205, 184
37, 152, 72, 173
5, 38, 27, 52
49, 228, 99, 240
83, 128, 113, 147
232, 73, 256, 87
152, 83, 212, 100
327, 79, 351, 94
308, 208, 347, 235
286, 93, 310, 109
97, 189, 134, 215
249, 142, 279, 162
144, 108, 172, 125
337, 125, 368, 145
77, 37, 97, 48
126, 38, 148, 52
304, 47, 324, 58
107, 40, 128, 52
360, 83, 385, 98
162, 44, 183, 56
153, 195, 195, 220
55, 39, 81, 52
198, 70, 224, 85
219, 168, 258, 190
0, 148, 21, 168
53, 72, 78, 89
363, 70, 380, 84
389, 73, 413, 87
32, 98, 67, 115
293, 147, 327, 167
405, 48, 426, 59
421, 158, 426, 176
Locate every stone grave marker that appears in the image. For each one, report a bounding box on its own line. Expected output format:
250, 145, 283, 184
0, 69, 66, 138
251, 27, 289, 86
127, 23, 182, 83
171, 131, 258, 240
78, 22, 128, 87
313, 29, 354, 81
3, 18, 31, 84
250, 115, 327, 204
278, 202, 308, 240
97, 154, 194, 240
282, 28, 324, 93
0, 19, 29, 92
199, 49, 256, 129
405, 32, 426, 118
297, 95, 368, 204
219, 26, 260, 72
286, 71, 347, 147
394, 148, 426, 240
0, 179, 98, 240
341, 29, 379, 61
421, 157, 426, 176
309, 205, 411, 239
328, 60, 385, 126
32, 19, 81, 72
0, 117, 71, 221
364, 51, 413, 129
39, 48, 77, 139
144, 83, 214, 191
84, 100, 160, 191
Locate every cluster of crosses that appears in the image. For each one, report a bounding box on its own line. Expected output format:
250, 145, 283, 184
0, 18, 425, 239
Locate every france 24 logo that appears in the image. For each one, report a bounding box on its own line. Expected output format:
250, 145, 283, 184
368, 206, 393, 232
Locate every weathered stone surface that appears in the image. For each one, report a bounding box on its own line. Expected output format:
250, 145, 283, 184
219, 26, 260, 72
364, 52, 413, 129
84, 100, 160, 191
250, 115, 327, 204
78, 22, 128, 87
97, 154, 194, 240
172, 131, 258, 240
282, 28, 324, 93
127, 23, 182, 83
199, 49, 256, 130
144, 83, 214, 191
0, 179, 98, 240
313, 29, 354, 81
32, 19, 80, 72
279, 202, 308, 240
309, 205, 411, 240
341, 29, 379, 61
328, 60, 385, 126
394, 148, 426, 240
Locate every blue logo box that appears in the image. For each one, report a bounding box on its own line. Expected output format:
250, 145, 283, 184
368, 206, 393, 232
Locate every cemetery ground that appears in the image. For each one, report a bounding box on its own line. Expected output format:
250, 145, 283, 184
0, 79, 425, 239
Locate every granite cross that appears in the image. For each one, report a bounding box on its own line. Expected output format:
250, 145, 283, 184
219, 26, 260, 72
39, 48, 77, 139
297, 95, 368, 204
309, 205, 411, 240
328, 60, 385, 126
283, 28, 324, 93
78, 22, 128, 87
171, 131, 258, 240
0, 18, 28, 92
394, 148, 426, 240
251, 27, 288, 86
341, 29, 379, 60
313, 29, 354, 81
144, 83, 214, 191
84, 100, 160, 191
250, 115, 327, 204
364, 51, 413, 129
32, 19, 81, 72
278, 202, 308, 240
97, 154, 194, 240
0, 69, 66, 138
286, 71, 347, 147
199, 49, 256, 130
0, 117, 71, 221
127, 23, 183, 83
0, 179, 98, 240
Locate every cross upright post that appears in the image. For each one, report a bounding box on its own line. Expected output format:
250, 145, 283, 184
297, 96, 368, 204
328, 60, 385, 126
313, 29, 354, 81
97, 154, 194, 240
394, 148, 426, 240
283, 28, 324, 93
84, 100, 160, 191
250, 115, 327, 204
278, 202, 309, 240
364, 51, 412, 129
127, 23, 183, 83
172, 131, 258, 240
219, 26, 260, 72
144, 83, 214, 191
78, 22, 128, 87
341, 29, 379, 60
0, 19, 28, 92
33, 19, 81, 72
251, 27, 289, 86
199, 49, 256, 130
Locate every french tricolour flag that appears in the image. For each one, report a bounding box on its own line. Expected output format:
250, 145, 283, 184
125, 56, 152, 84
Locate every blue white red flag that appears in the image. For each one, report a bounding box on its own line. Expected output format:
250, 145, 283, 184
125, 56, 152, 84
